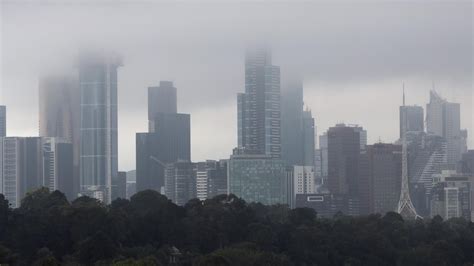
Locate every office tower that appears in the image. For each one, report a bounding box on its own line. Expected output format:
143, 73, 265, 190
281, 82, 303, 165
430, 170, 473, 220
290, 166, 316, 208
0, 106, 6, 137
397, 91, 420, 219
137, 80, 191, 194
164, 161, 196, 206
399, 105, 424, 138
0, 137, 73, 207
327, 124, 364, 195
460, 150, 474, 174
426, 90, 465, 164
238, 48, 281, 158
39, 75, 80, 199
326, 124, 366, 215
78, 50, 122, 203
363, 143, 402, 215
228, 154, 287, 205
195, 160, 228, 201
148, 81, 177, 132
302, 110, 315, 166
136, 113, 191, 193
42, 138, 74, 200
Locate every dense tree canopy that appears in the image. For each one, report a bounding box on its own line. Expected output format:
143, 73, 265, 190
0, 189, 473, 265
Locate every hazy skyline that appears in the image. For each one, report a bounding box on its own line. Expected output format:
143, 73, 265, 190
1, 0, 472, 171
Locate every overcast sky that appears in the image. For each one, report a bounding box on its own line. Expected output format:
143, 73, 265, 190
1, 0, 472, 171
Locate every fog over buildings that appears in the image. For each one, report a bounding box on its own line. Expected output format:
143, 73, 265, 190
1, 0, 472, 171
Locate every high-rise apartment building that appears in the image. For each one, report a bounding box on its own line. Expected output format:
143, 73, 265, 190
78, 50, 122, 203
238, 48, 281, 158
195, 160, 228, 201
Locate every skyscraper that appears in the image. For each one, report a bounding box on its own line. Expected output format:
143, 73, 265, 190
238, 48, 281, 158
327, 124, 366, 215
39, 75, 80, 198
281, 82, 303, 165
136, 82, 191, 194
302, 110, 315, 166
281, 81, 316, 168
399, 105, 424, 138
148, 81, 177, 132
363, 143, 402, 215
78, 50, 122, 203
0, 106, 6, 137
42, 137, 74, 200
426, 90, 465, 165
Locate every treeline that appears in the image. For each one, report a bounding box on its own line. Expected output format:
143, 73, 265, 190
0, 189, 473, 266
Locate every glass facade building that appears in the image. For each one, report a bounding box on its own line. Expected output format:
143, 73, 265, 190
79, 50, 122, 203
228, 154, 288, 205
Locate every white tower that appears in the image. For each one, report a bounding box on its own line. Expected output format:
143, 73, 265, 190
397, 85, 421, 220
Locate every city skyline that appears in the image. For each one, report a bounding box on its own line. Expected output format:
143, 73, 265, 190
1, 1, 472, 171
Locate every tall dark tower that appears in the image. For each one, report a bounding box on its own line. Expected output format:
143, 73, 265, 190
148, 81, 177, 132
78, 50, 122, 203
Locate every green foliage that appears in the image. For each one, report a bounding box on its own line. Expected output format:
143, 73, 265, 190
0, 188, 473, 265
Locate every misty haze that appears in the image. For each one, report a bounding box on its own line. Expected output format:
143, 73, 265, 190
0, 0, 473, 265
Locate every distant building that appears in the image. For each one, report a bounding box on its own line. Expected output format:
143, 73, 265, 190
319, 133, 329, 182
42, 138, 74, 200
238, 48, 281, 158
426, 91, 465, 165
281, 82, 303, 165
0, 106, 6, 137
399, 105, 424, 138
289, 166, 315, 208
0, 137, 73, 207
326, 124, 366, 215
115, 171, 127, 199
460, 150, 474, 174
78, 50, 122, 203
195, 160, 228, 201
362, 143, 402, 215
136, 113, 190, 193
430, 170, 473, 220
281, 82, 315, 167
406, 131, 449, 217
228, 154, 287, 205
126, 170, 136, 199
39, 75, 80, 199
137, 81, 191, 195
148, 81, 178, 132
164, 161, 196, 206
